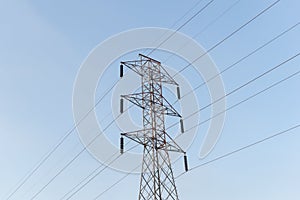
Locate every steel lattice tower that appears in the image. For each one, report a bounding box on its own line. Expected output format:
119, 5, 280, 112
119, 54, 188, 200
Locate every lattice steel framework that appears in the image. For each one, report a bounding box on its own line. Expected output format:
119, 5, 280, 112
120, 54, 187, 200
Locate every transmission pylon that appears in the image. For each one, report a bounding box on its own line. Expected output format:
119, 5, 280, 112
119, 54, 188, 200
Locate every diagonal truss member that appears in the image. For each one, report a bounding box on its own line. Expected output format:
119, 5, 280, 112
119, 54, 188, 200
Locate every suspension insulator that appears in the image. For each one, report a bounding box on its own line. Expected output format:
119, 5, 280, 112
176, 86, 181, 99
120, 98, 124, 113
120, 64, 124, 78
180, 118, 184, 133
120, 137, 124, 154
184, 154, 188, 172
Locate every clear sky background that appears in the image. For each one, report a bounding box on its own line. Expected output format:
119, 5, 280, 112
1, 0, 300, 199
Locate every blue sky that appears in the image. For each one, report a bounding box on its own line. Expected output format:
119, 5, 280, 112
1, 0, 300, 199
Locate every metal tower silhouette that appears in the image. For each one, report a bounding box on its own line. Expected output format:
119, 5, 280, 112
119, 54, 188, 200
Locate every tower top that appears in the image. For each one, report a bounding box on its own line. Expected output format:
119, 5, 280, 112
138, 53, 161, 64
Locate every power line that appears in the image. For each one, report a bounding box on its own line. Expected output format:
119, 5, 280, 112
58, 141, 131, 200
167, 51, 300, 130
173, 0, 281, 77
58, 106, 134, 196
146, 0, 215, 56
90, 67, 300, 199
93, 164, 141, 200
24, 95, 133, 199
176, 123, 300, 178
67, 28, 299, 200
85, 1, 299, 199
14, 1, 286, 198
91, 0, 219, 127
35, 46, 300, 199
28, 113, 123, 200
168, 0, 205, 29
28, 104, 135, 199
174, 21, 300, 103
74, 27, 298, 200
95, 21, 300, 139
6, 2, 218, 197
59, 166, 99, 200
18, 1, 216, 197
99, 1, 245, 129
56, 0, 214, 194
21, 140, 82, 199
96, 1, 287, 144
184, 68, 300, 133
142, 0, 205, 55
64, 50, 300, 200
63, 144, 139, 200
5, 79, 119, 200
58, 40, 299, 200
162, 0, 242, 64
119, 22, 300, 129
28, 97, 132, 199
